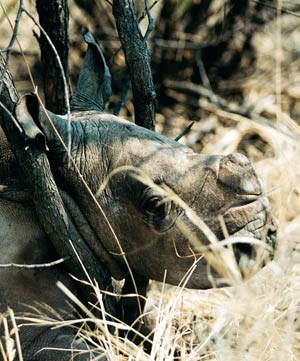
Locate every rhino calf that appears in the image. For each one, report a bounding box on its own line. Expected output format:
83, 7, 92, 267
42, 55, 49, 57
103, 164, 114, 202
0, 34, 275, 360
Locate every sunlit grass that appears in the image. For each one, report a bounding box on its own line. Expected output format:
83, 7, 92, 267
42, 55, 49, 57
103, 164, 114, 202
2, 1, 300, 360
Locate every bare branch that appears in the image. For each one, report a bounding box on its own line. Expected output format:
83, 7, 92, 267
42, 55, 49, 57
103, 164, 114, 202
174, 122, 195, 142
0, 0, 23, 53
35, 0, 70, 114
195, 51, 219, 106
143, 0, 155, 40
0, 0, 23, 94
112, 0, 156, 130
24, 6, 70, 114
139, 0, 160, 24
0, 100, 22, 134
108, 0, 160, 69
22, 7, 72, 161
0, 258, 66, 268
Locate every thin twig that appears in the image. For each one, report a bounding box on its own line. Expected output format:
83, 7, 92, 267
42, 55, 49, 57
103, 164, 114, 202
174, 121, 194, 141
139, 0, 160, 23
0, 0, 23, 93
0, 341, 7, 361
144, 0, 155, 40
251, 0, 300, 19
196, 50, 219, 106
275, 0, 282, 122
21, 8, 70, 104
1, 4, 36, 89
0, 258, 66, 268
2, 318, 13, 361
0, 0, 23, 53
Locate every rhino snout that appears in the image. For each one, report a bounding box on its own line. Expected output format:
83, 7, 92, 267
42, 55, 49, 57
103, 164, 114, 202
217, 153, 262, 196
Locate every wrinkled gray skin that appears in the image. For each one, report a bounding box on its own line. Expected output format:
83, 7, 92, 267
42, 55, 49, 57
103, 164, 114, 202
0, 34, 275, 360
0, 106, 274, 360
39, 110, 272, 287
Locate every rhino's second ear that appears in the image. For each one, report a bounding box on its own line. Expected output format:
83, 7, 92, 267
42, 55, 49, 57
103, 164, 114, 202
15, 93, 68, 149
70, 29, 112, 112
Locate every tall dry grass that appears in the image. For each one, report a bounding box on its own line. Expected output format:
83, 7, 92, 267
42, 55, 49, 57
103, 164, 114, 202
5, 115, 300, 360
2, 1, 300, 360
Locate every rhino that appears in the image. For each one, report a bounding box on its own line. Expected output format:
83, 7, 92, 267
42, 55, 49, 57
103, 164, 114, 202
0, 34, 275, 360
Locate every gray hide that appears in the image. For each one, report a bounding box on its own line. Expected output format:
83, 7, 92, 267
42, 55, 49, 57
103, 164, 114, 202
0, 33, 276, 360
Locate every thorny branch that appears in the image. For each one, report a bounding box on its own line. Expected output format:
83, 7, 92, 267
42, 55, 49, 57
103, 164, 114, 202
174, 121, 195, 142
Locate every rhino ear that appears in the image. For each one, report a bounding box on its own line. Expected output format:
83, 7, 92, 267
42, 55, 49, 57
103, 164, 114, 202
15, 94, 46, 148
15, 93, 45, 146
71, 29, 112, 112
15, 93, 68, 149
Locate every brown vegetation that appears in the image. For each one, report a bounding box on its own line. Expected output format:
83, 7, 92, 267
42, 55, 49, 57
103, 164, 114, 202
1, 0, 300, 359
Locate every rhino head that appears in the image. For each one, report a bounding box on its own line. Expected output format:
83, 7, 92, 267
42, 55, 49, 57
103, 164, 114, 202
15, 33, 275, 289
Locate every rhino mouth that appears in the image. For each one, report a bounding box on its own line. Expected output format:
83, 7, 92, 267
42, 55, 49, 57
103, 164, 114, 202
223, 196, 270, 238
221, 195, 276, 255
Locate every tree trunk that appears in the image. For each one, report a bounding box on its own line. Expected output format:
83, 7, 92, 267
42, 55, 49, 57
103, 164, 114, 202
36, 0, 70, 114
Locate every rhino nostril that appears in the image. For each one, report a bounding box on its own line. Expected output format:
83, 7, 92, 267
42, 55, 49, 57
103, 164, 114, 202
218, 152, 262, 195
234, 242, 253, 257
233, 243, 255, 273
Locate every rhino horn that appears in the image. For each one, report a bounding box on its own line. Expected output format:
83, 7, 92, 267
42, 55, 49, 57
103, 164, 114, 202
70, 29, 112, 112
15, 93, 68, 151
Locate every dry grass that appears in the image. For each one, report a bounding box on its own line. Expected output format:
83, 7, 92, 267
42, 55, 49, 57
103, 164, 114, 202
143, 126, 300, 360
2, 2, 300, 360
142, 9, 300, 360
7, 117, 300, 360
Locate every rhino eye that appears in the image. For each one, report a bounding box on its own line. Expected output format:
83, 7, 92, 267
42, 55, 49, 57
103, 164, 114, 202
141, 192, 173, 232
144, 196, 170, 218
